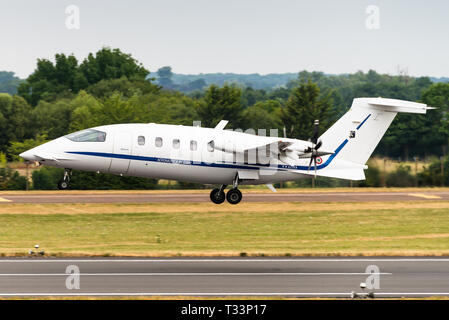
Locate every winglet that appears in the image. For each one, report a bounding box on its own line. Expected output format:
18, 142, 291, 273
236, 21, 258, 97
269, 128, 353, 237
215, 120, 229, 130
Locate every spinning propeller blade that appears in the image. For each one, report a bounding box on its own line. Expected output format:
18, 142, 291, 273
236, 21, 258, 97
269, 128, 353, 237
307, 119, 323, 178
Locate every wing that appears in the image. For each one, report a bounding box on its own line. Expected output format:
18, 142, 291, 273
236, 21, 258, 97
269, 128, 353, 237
213, 138, 295, 155
243, 140, 294, 155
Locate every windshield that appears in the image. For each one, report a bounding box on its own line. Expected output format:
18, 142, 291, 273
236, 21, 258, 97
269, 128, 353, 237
65, 129, 106, 142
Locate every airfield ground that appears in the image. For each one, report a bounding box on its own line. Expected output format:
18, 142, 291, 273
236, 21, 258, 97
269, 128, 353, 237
1, 188, 449, 257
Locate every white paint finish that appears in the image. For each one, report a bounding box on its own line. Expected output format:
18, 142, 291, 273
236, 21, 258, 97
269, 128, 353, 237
109, 130, 132, 174
18, 98, 432, 187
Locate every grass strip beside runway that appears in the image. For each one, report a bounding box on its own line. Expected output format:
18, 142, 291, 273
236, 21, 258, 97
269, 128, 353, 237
1, 201, 449, 256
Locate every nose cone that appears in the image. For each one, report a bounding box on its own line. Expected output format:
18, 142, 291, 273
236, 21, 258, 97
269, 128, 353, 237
19, 150, 37, 162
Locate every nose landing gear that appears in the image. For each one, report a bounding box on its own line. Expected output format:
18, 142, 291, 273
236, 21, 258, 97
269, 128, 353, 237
58, 169, 72, 190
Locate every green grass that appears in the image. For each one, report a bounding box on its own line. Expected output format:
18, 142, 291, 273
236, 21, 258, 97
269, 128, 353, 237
1, 202, 449, 256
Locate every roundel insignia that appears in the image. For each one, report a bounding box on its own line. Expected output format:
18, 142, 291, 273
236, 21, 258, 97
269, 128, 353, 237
316, 157, 323, 165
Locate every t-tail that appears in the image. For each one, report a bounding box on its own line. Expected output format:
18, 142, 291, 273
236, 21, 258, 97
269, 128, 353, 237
315, 98, 433, 180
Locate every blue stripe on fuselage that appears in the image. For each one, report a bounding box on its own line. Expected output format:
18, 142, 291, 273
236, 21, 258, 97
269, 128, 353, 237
65, 138, 345, 172
65, 151, 263, 171
66, 114, 371, 172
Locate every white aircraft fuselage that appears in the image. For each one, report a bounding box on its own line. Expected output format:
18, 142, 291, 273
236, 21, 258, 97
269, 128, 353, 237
20, 98, 433, 204
20, 123, 308, 185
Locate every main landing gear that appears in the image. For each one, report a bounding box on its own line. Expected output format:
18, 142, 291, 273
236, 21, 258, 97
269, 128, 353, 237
210, 175, 243, 205
226, 188, 242, 205
210, 185, 226, 204
210, 186, 243, 205
58, 169, 71, 190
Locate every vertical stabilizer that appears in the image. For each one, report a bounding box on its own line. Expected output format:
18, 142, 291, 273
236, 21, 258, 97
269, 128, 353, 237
316, 98, 431, 180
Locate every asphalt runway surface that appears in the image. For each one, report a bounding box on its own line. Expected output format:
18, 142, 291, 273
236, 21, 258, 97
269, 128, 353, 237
1, 257, 449, 297
0, 190, 448, 203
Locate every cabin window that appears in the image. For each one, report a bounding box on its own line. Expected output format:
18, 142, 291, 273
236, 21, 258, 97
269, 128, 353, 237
173, 139, 180, 149
155, 137, 163, 147
138, 136, 145, 146
65, 129, 106, 142
190, 140, 197, 151
207, 141, 214, 152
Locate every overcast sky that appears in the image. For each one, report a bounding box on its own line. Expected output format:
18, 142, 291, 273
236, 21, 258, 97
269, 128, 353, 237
1, 0, 448, 78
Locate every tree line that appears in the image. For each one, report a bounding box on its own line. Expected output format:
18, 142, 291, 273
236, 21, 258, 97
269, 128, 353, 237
1, 47, 449, 189
0, 72, 22, 95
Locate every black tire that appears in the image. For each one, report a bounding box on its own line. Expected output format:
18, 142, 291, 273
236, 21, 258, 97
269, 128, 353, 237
210, 188, 225, 204
58, 179, 69, 190
226, 188, 242, 205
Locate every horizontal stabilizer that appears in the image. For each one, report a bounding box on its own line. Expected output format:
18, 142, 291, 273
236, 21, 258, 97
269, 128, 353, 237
360, 98, 433, 114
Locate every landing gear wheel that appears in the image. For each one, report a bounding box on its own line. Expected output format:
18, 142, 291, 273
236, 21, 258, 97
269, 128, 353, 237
226, 188, 242, 205
58, 168, 72, 190
210, 188, 225, 204
58, 179, 69, 190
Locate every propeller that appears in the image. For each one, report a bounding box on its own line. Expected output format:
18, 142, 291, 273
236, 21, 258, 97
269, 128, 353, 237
306, 119, 322, 177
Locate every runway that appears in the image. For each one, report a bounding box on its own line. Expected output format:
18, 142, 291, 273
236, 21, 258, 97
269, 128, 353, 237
1, 257, 449, 297
0, 190, 448, 203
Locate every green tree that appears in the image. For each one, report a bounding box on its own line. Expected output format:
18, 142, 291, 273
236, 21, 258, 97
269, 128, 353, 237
0, 71, 23, 94
32, 99, 75, 139
241, 87, 267, 107
386, 164, 415, 187
7, 134, 49, 161
144, 92, 198, 125
17, 55, 78, 106
179, 79, 207, 92
0, 93, 34, 153
0, 167, 27, 190
196, 84, 244, 128
157, 66, 174, 88
0, 93, 13, 151
31, 166, 62, 190
281, 78, 334, 140
381, 82, 449, 159
18, 48, 151, 106
87, 76, 159, 99
67, 91, 104, 131
422, 82, 449, 145
242, 100, 282, 131
79, 48, 149, 85
70, 90, 198, 131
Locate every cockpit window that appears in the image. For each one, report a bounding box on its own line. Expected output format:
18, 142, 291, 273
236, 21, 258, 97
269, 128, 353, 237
65, 129, 106, 142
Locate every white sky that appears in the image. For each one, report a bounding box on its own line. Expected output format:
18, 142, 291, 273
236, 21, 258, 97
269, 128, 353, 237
1, 0, 448, 78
